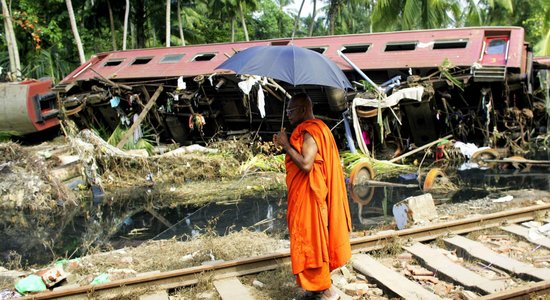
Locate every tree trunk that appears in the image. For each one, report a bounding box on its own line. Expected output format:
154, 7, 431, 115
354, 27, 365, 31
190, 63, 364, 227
291, 0, 305, 39
237, 0, 249, 41
231, 17, 235, 42
107, 0, 117, 50
1, 0, 20, 79
66, 0, 86, 64
165, 0, 171, 47
123, 0, 130, 50
134, 0, 146, 48
177, 0, 185, 46
308, 0, 316, 36
328, 0, 339, 35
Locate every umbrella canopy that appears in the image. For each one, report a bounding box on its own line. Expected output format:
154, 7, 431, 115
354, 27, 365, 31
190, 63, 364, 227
215, 45, 353, 90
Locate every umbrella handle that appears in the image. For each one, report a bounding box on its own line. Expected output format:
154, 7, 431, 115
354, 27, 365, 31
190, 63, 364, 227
281, 100, 286, 130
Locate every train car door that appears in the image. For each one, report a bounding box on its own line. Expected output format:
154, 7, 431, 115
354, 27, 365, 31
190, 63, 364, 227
481, 36, 509, 65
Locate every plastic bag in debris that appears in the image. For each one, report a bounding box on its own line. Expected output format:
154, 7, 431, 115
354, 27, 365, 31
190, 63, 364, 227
91, 273, 110, 285
15, 274, 47, 294
0, 289, 22, 300
399, 173, 417, 180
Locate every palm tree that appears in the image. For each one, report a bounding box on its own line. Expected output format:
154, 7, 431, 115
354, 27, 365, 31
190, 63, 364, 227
177, 0, 185, 45
66, 0, 86, 64
308, 0, 317, 36
1, 0, 21, 79
372, 0, 460, 32
327, 0, 343, 35
274, 0, 292, 37
123, 0, 130, 50
107, 0, 117, 50
166, 0, 171, 47
462, 0, 513, 26
207, 0, 239, 42
291, 0, 305, 39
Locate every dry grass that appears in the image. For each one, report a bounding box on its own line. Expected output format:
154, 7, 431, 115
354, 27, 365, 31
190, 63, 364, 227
247, 264, 302, 300
371, 236, 405, 258
0, 142, 76, 210
68, 230, 287, 282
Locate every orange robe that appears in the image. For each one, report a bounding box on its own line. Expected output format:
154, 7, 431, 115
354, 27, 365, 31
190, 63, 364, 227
285, 119, 352, 291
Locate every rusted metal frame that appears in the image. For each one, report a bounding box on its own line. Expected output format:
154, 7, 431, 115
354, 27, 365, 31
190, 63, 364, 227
116, 85, 164, 149
19, 204, 550, 299
477, 280, 550, 300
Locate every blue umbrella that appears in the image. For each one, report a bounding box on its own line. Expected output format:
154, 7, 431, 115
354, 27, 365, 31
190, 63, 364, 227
215, 45, 353, 90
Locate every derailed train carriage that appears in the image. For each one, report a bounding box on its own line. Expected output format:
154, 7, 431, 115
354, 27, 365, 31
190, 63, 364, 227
53, 26, 549, 156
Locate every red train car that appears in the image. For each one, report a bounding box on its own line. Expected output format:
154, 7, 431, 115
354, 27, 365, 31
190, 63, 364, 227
0, 79, 59, 135
55, 26, 549, 155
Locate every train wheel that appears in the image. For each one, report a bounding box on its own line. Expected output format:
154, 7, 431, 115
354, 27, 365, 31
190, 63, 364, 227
349, 162, 376, 205
422, 168, 446, 192
471, 148, 500, 168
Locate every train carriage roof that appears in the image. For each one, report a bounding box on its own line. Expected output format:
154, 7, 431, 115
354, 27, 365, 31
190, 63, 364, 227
60, 26, 526, 85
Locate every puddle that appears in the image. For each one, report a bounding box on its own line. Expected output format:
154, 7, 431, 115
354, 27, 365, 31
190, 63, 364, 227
1, 162, 549, 267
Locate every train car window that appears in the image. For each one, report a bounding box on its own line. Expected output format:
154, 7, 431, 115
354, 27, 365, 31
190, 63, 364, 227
132, 57, 153, 65
486, 39, 507, 54
305, 47, 327, 54
341, 44, 370, 53
104, 59, 124, 67
160, 54, 185, 63
385, 42, 417, 51
271, 40, 290, 46
433, 39, 468, 49
192, 53, 216, 61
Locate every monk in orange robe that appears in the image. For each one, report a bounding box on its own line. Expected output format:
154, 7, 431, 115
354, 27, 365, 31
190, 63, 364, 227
273, 93, 352, 300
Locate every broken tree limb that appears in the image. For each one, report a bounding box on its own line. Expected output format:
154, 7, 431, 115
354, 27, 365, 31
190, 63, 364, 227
389, 134, 453, 163
116, 85, 164, 149
140, 85, 164, 127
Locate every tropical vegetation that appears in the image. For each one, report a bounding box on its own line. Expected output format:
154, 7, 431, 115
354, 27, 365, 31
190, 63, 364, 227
1, 0, 549, 83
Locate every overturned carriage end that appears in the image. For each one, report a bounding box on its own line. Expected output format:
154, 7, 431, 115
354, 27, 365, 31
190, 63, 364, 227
0, 79, 59, 135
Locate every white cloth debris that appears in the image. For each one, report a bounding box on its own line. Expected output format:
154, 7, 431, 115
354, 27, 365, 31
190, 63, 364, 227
177, 76, 186, 90
454, 141, 489, 159
458, 162, 481, 170
237, 76, 261, 95
353, 87, 424, 108
257, 85, 266, 118
492, 195, 513, 203
132, 114, 143, 143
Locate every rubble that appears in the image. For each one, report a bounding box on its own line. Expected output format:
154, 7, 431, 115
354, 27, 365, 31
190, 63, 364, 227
392, 193, 438, 229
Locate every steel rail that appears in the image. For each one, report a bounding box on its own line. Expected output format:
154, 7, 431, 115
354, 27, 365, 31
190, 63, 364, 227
478, 280, 550, 299
20, 203, 550, 299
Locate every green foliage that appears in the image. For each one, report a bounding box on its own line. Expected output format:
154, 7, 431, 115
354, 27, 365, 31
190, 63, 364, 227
0, 131, 20, 142
2, 0, 548, 81
439, 58, 464, 91
21, 47, 73, 83
106, 124, 155, 155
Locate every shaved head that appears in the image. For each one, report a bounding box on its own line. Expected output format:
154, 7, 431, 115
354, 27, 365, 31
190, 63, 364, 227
290, 93, 312, 109
286, 93, 314, 125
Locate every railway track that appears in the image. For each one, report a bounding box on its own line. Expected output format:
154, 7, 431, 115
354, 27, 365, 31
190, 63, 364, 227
20, 202, 550, 299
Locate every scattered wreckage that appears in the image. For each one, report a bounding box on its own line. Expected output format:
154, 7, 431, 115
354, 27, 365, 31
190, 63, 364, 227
2, 26, 549, 161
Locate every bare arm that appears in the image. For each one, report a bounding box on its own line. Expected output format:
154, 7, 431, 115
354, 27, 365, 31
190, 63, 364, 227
273, 129, 318, 173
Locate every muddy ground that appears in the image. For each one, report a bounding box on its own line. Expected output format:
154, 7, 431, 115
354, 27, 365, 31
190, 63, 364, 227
0, 130, 549, 299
